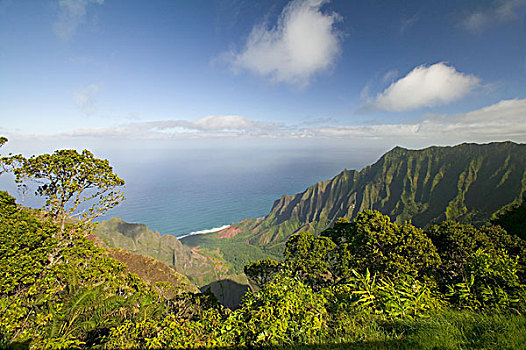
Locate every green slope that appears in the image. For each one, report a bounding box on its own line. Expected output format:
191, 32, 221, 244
213, 142, 526, 252
95, 217, 238, 286
96, 142, 526, 294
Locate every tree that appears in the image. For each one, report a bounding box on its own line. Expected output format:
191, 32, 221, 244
321, 210, 441, 282
13, 149, 125, 233
244, 258, 284, 289
222, 273, 327, 347
0, 137, 8, 175
0, 138, 28, 200
427, 220, 526, 289
285, 231, 336, 289
446, 249, 526, 311
0, 191, 163, 348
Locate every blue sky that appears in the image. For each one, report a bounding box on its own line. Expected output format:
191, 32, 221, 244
1, 0, 526, 155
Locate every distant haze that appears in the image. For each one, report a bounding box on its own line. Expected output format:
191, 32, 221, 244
0, 142, 385, 236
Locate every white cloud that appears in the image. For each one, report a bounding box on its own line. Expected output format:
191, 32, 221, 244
146, 115, 280, 134
57, 99, 526, 148
191, 115, 277, 131
369, 62, 481, 112
228, 0, 341, 86
309, 99, 526, 145
53, 0, 103, 41
75, 84, 100, 115
382, 69, 398, 83
462, 0, 526, 33
62, 115, 285, 139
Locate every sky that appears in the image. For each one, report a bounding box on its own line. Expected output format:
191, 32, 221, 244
1, 0, 526, 157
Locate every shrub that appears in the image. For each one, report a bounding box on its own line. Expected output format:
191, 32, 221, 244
447, 249, 526, 312
322, 210, 441, 281
222, 273, 327, 347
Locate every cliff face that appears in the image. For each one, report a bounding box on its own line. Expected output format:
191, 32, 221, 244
107, 248, 199, 297
87, 232, 198, 295
94, 218, 234, 286
96, 218, 190, 269
238, 142, 526, 249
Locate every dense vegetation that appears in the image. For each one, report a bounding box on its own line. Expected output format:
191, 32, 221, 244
0, 190, 165, 348
225, 142, 526, 253
2, 140, 526, 349
2, 190, 526, 348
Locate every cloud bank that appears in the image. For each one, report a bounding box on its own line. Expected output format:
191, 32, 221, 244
54, 0, 103, 41
228, 0, 341, 86
63, 115, 283, 139
54, 99, 526, 148
312, 99, 526, 143
369, 63, 481, 112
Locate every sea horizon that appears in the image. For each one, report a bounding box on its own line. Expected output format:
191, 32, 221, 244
0, 145, 383, 238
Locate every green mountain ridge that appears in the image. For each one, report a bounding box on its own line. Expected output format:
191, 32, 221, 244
87, 231, 199, 295
232, 141, 526, 251
96, 141, 526, 301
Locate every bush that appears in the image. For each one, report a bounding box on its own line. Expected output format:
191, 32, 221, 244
323, 270, 444, 320
222, 273, 327, 347
447, 249, 526, 312
0, 191, 163, 348
322, 210, 441, 281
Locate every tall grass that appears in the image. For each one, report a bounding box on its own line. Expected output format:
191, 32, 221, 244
393, 310, 526, 350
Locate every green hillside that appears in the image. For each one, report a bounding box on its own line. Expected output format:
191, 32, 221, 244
95, 217, 240, 287
5, 188, 526, 349
219, 141, 526, 253
94, 218, 281, 307
96, 142, 526, 305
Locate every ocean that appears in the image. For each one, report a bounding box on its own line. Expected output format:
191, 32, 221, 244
0, 145, 384, 237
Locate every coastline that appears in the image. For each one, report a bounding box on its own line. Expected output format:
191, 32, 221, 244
177, 224, 231, 240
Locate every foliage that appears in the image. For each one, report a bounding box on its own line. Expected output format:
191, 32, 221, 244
0, 191, 165, 349
322, 210, 441, 281
105, 293, 225, 349
427, 221, 526, 287
244, 258, 284, 289
105, 309, 224, 349
427, 220, 489, 287
447, 249, 526, 312
284, 231, 336, 289
2, 141, 526, 349
322, 269, 444, 320
166, 289, 225, 320
0, 137, 13, 175
11, 149, 125, 232
222, 273, 327, 347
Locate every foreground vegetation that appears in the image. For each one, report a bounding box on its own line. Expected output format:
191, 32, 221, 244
1, 141, 525, 349
2, 187, 525, 348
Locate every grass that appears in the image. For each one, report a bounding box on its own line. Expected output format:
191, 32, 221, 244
273, 310, 526, 350
401, 310, 526, 350
203, 310, 526, 350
